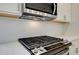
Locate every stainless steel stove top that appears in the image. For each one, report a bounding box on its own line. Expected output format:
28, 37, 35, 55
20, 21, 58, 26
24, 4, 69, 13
18, 36, 72, 55
18, 36, 63, 49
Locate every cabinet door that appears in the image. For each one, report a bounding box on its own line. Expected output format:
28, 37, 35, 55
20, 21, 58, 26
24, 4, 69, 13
76, 39, 79, 55
69, 47, 76, 55
0, 3, 22, 16
57, 3, 71, 22
69, 40, 79, 55
69, 45, 79, 55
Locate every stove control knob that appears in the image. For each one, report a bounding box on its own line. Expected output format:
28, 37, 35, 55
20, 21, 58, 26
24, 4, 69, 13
34, 50, 38, 54
39, 47, 47, 52
32, 48, 38, 54
40, 49, 44, 52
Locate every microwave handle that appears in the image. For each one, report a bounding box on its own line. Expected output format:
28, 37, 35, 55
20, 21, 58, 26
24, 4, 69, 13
53, 3, 56, 15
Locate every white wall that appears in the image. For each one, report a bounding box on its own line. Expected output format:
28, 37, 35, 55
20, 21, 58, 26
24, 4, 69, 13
0, 3, 19, 13
63, 4, 79, 37
0, 17, 63, 44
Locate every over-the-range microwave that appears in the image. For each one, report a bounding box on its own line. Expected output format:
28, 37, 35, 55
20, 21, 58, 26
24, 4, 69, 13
21, 3, 57, 21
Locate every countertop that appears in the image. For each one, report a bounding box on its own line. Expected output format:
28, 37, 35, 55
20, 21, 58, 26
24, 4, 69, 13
57, 36, 79, 42
0, 41, 30, 55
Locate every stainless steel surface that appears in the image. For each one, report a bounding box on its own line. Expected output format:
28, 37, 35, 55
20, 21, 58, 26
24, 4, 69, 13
20, 3, 57, 21
18, 36, 72, 55
31, 47, 47, 55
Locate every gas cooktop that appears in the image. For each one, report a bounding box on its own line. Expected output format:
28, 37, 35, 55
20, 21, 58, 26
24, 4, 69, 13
18, 36, 72, 55
18, 36, 63, 50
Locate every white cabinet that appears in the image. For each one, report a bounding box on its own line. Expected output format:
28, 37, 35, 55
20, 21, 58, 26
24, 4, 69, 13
69, 39, 79, 55
0, 3, 22, 16
55, 3, 71, 23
